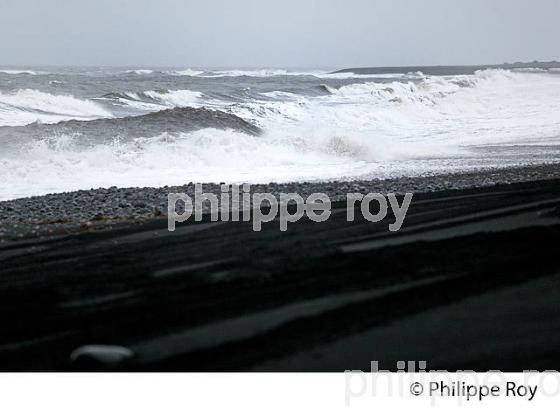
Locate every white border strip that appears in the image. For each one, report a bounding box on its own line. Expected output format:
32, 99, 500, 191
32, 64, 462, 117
1, 373, 559, 409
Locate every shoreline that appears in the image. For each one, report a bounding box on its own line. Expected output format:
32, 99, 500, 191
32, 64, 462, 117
1, 163, 560, 241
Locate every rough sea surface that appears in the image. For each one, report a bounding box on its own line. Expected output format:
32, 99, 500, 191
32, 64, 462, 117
1, 65, 560, 200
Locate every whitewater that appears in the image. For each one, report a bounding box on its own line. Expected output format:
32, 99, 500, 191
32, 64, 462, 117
1, 66, 560, 201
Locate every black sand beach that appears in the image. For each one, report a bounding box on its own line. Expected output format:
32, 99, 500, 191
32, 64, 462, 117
1, 164, 560, 371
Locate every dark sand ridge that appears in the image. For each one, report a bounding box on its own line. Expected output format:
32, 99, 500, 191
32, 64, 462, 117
0, 164, 559, 370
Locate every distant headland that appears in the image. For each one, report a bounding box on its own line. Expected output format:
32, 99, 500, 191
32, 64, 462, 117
332, 60, 560, 76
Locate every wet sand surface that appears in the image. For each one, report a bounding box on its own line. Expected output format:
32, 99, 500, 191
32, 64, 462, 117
254, 273, 560, 371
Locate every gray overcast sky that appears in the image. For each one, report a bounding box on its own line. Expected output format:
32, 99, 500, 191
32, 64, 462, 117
0, 0, 559, 68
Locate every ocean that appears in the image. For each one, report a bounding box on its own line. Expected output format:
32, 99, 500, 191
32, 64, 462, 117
1, 65, 560, 201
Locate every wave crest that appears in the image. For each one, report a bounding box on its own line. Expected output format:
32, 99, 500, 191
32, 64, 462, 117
98, 89, 203, 110
0, 89, 113, 126
24, 106, 261, 138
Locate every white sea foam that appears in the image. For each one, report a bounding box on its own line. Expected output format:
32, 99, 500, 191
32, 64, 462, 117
125, 69, 154, 75
203, 69, 307, 77
178, 69, 422, 79
154, 68, 420, 79
313, 71, 426, 80
165, 69, 205, 76
102, 89, 204, 110
227, 69, 560, 164
512, 67, 548, 73
0, 89, 113, 126
0, 129, 454, 200
260, 91, 304, 100
143, 89, 204, 107
2, 69, 560, 200
192, 69, 357, 78
0, 70, 40, 75
200, 69, 422, 79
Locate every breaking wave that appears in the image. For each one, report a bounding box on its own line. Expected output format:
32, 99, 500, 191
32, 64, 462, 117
0, 127, 450, 200
159, 68, 397, 79
21, 107, 261, 139
0, 89, 113, 126
98, 67, 434, 79
98, 89, 203, 110
0, 69, 40, 75
124, 69, 154, 75
165, 69, 205, 76
322, 69, 518, 103
2, 68, 560, 200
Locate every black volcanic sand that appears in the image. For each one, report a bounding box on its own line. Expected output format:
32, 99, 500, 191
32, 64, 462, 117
0, 165, 560, 371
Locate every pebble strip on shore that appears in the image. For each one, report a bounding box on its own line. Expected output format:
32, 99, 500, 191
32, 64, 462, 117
1, 164, 560, 241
